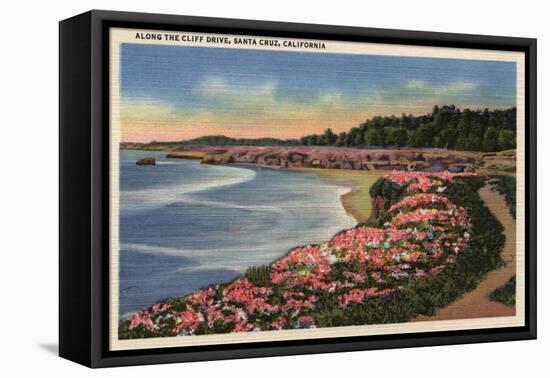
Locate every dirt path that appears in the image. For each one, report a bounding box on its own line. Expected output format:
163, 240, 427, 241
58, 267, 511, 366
416, 184, 516, 321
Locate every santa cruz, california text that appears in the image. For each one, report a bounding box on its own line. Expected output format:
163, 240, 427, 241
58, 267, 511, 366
135, 32, 327, 49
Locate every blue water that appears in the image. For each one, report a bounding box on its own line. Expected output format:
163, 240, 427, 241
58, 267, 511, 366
119, 150, 356, 316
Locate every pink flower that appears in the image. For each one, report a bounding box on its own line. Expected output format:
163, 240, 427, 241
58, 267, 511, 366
128, 310, 157, 331
282, 291, 316, 313
151, 302, 171, 312
233, 322, 255, 333
172, 311, 202, 334
223, 279, 277, 315
385, 170, 475, 193
339, 287, 401, 308
271, 245, 331, 289
269, 317, 287, 330
388, 193, 451, 213
186, 288, 216, 310
295, 315, 316, 328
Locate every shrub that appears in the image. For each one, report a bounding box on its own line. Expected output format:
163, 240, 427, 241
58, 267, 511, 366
489, 276, 516, 305
244, 264, 272, 287
493, 176, 516, 218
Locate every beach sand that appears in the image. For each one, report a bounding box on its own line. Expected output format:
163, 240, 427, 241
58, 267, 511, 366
295, 168, 383, 223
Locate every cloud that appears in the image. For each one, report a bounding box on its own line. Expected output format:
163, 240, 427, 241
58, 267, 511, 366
194, 75, 278, 100
120, 97, 178, 123
120, 79, 362, 141
404, 79, 479, 96
120, 76, 507, 142
354, 79, 487, 115
192, 75, 279, 114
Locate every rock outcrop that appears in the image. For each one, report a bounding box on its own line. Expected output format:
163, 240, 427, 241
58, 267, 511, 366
167, 146, 485, 172
136, 157, 156, 166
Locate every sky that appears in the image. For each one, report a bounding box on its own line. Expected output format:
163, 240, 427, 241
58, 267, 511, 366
119, 43, 516, 142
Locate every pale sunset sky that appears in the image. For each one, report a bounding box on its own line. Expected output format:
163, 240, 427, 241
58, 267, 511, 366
119, 44, 516, 142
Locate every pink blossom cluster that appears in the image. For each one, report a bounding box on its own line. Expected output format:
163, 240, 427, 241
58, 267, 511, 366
128, 309, 158, 331
271, 245, 331, 289
339, 287, 402, 308
390, 207, 469, 229
223, 279, 278, 315
387, 193, 451, 213
386, 170, 474, 193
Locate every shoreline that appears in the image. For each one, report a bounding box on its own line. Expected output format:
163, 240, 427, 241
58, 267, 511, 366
173, 156, 382, 224
288, 167, 383, 224
120, 170, 495, 339
191, 158, 381, 224
118, 155, 363, 318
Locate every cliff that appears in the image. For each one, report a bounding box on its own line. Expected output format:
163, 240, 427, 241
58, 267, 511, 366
167, 146, 483, 173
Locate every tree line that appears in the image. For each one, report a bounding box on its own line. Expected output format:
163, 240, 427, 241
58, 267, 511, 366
300, 105, 516, 152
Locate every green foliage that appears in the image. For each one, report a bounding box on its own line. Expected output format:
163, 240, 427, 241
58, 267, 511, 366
482, 127, 499, 152
244, 264, 272, 287
387, 128, 409, 147
369, 178, 407, 220
299, 105, 516, 151
493, 175, 516, 218
497, 129, 516, 150
311, 176, 505, 326
364, 128, 387, 146
320, 128, 338, 145
489, 276, 516, 305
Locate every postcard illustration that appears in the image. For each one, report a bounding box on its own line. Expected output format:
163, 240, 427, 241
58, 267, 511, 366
109, 28, 525, 350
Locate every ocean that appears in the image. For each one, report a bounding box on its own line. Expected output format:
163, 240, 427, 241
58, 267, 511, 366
118, 150, 356, 316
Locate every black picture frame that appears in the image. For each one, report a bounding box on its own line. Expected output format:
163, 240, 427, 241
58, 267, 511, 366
59, 9, 537, 368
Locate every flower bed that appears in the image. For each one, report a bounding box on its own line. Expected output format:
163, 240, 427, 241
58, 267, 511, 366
119, 171, 503, 339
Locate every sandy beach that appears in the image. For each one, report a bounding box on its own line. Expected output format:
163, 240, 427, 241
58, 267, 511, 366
298, 168, 383, 223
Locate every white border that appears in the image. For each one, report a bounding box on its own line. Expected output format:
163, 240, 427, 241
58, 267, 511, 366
109, 27, 526, 351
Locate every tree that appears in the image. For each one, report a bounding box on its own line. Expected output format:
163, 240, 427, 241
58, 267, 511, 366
482, 127, 498, 152
347, 127, 363, 146
364, 128, 386, 146
320, 128, 337, 145
335, 132, 346, 147
465, 133, 482, 151
497, 129, 516, 150
353, 131, 364, 146
388, 128, 408, 147
409, 124, 435, 148
297, 105, 516, 151
455, 133, 468, 151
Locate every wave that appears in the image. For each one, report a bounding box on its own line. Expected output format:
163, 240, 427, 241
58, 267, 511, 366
121, 164, 256, 209
121, 242, 261, 257
120, 242, 275, 272
171, 197, 283, 213
154, 161, 179, 165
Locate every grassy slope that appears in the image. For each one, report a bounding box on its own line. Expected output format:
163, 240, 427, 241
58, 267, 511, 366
494, 175, 517, 218
489, 276, 516, 306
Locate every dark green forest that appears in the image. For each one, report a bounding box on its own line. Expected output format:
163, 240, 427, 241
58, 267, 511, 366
123, 105, 516, 152
300, 105, 516, 152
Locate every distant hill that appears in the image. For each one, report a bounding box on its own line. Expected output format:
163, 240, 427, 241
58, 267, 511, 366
181, 135, 300, 146
120, 135, 300, 150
